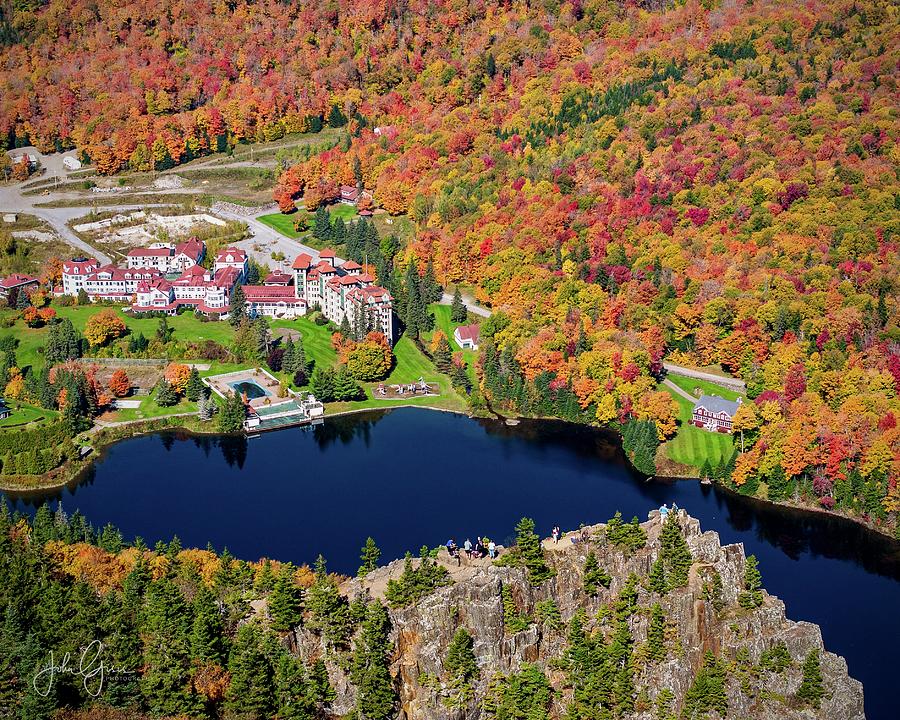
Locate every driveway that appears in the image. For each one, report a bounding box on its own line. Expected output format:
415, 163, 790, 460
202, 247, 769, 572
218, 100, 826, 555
439, 291, 492, 318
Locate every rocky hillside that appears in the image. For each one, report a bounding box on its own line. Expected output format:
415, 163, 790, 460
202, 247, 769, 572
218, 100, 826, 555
305, 512, 864, 719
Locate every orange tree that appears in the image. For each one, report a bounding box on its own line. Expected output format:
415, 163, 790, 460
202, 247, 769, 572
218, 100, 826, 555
83, 310, 127, 348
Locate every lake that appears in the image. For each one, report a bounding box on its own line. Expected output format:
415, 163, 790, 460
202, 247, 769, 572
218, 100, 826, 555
4, 407, 899, 719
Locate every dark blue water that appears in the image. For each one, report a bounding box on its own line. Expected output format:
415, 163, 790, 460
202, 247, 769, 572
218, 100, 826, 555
4, 408, 899, 719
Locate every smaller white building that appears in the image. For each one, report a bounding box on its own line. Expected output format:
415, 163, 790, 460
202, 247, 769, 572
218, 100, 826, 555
454, 324, 481, 350
63, 156, 82, 171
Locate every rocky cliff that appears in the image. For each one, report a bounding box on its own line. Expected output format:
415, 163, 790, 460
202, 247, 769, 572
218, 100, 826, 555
299, 512, 864, 719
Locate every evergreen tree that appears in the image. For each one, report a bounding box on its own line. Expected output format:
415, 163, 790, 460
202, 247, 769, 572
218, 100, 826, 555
327, 104, 347, 128
350, 601, 396, 720
582, 550, 611, 595
658, 514, 693, 590
309, 366, 336, 402
433, 334, 453, 373
218, 391, 246, 433
139, 578, 199, 716
305, 556, 351, 648
185, 368, 204, 401
98, 522, 123, 553
647, 603, 666, 661
274, 651, 316, 720
269, 565, 304, 632
155, 379, 177, 407
421, 258, 442, 303
445, 627, 478, 686
229, 284, 247, 326
682, 651, 728, 718
156, 316, 174, 343
358, 536, 381, 577
450, 287, 467, 323
796, 650, 824, 707
226, 622, 275, 719
333, 366, 362, 401
739, 554, 764, 608
282, 339, 296, 374
512, 517, 554, 585
190, 584, 225, 663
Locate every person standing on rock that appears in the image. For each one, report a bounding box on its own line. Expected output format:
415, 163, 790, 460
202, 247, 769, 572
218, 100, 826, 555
464, 538, 472, 559
552, 525, 560, 544
659, 503, 669, 522
488, 539, 496, 559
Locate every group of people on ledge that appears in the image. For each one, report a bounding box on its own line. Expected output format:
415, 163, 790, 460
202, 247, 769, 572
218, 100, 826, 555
445, 536, 496, 565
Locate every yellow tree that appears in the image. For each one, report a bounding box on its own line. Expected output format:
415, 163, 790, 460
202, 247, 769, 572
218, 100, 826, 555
83, 310, 127, 347
164, 363, 192, 395
636, 390, 680, 440
731, 402, 759, 453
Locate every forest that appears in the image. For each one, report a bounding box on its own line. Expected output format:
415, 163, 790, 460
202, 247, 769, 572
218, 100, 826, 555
1, 0, 898, 527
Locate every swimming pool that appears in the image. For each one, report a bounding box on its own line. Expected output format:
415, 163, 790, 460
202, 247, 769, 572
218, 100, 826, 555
228, 380, 270, 400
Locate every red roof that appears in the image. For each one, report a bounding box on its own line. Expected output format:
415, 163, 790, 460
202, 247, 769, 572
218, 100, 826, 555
63, 259, 99, 274
175, 238, 204, 259
292, 253, 313, 270
316, 262, 337, 274
264, 271, 293, 285
0, 273, 38, 289
126, 247, 171, 257
340, 185, 360, 201
242, 285, 299, 299
319, 248, 336, 258
341, 260, 362, 271
215, 248, 247, 263
455, 324, 480, 343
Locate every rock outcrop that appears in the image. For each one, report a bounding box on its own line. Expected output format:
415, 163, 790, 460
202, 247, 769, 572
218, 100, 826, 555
319, 513, 865, 719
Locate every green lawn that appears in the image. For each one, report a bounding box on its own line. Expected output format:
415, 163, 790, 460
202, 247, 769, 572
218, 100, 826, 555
0, 402, 57, 427
425, 303, 478, 380
259, 204, 359, 243
271, 317, 337, 371
659, 383, 735, 471
666, 374, 742, 402
0, 306, 237, 372
258, 212, 304, 238
112, 396, 198, 422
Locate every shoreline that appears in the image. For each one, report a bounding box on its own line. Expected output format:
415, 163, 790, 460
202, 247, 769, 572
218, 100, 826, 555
0, 405, 897, 544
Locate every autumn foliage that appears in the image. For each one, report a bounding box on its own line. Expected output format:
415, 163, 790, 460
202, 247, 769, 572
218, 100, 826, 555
83, 309, 127, 347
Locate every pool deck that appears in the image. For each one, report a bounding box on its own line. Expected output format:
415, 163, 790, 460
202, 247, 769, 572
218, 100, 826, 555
203, 367, 325, 433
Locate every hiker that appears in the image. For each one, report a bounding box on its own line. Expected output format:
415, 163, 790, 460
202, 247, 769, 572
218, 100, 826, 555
463, 538, 473, 558
446, 538, 460, 566
488, 539, 496, 559
552, 525, 560, 544
580, 527, 590, 543
658, 503, 669, 522
473, 538, 484, 558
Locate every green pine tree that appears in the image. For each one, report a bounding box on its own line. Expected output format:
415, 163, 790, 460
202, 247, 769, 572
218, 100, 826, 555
738, 554, 764, 609
229, 284, 247, 326
450, 287, 467, 323
269, 565, 304, 632
358, 537, 381, 577
350, 601, 396, 720
445, 627, 478, 685
185, 368, 204, 401
796, 650, 824, 707
225, 621, 275, 719
582, 551, 611, 595
190, 584, 225, 663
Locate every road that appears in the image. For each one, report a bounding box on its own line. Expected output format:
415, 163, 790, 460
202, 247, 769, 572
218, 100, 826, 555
662, 378, 698, 402
439, 291, 493, 318
214, 207, 326, 268
663, 362, 746, 391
